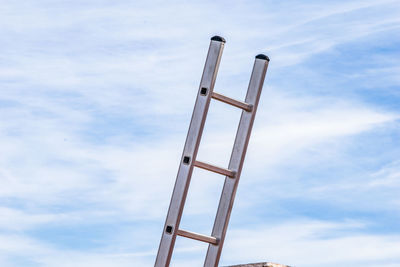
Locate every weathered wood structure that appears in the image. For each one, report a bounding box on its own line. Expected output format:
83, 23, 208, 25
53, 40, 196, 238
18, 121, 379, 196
227, 262, 290, 267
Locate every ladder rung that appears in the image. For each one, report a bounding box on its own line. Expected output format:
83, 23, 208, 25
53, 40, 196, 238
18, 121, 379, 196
194, 160, 236, 178
211, 92, 253, 112
177, 229, 219, 245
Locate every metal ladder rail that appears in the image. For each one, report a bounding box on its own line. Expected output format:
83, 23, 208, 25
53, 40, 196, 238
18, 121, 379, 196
205, 54, 269, 267
155, 36, 225, 267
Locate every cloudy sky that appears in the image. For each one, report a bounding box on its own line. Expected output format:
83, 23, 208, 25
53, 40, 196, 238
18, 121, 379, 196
1, 0, 400, 266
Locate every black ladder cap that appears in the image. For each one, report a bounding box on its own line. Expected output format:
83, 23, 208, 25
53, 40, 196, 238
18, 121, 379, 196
211, 36, 226, 43
256, 54, 270, 61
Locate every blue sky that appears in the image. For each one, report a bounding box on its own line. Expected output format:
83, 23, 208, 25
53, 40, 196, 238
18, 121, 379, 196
0, 0, 400, 266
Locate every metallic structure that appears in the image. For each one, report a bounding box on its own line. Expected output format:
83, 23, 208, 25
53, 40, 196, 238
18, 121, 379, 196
155, 36, 270, 267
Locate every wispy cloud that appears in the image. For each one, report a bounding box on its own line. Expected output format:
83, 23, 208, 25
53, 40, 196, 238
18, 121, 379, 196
223, 220, 400, 267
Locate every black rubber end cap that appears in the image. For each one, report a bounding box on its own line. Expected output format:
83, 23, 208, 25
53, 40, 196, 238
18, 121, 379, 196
211, 36, 226, 43
256, 54, 270, 61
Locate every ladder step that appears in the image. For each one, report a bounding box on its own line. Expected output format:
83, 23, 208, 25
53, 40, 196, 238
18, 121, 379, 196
211, 92, 253, 112
177, 229, 219, 245
194, 160, 236, 178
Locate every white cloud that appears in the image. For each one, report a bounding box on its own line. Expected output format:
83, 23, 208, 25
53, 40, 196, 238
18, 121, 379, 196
368, 161, 400, 187
222, 220, 400, 267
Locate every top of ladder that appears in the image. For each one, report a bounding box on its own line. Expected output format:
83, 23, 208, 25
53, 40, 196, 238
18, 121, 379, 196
211, 35, 226, 43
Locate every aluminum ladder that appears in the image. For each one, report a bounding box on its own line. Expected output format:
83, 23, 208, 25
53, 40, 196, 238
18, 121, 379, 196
155, 35, 270, 267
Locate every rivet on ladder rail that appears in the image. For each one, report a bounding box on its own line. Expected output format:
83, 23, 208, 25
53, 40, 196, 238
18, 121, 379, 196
200, 87, 208, 96
165, 225, 173, 234
183, 156, 191, 164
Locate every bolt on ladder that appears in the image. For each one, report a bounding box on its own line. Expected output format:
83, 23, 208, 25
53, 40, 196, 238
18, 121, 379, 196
155, 36, 270, 267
